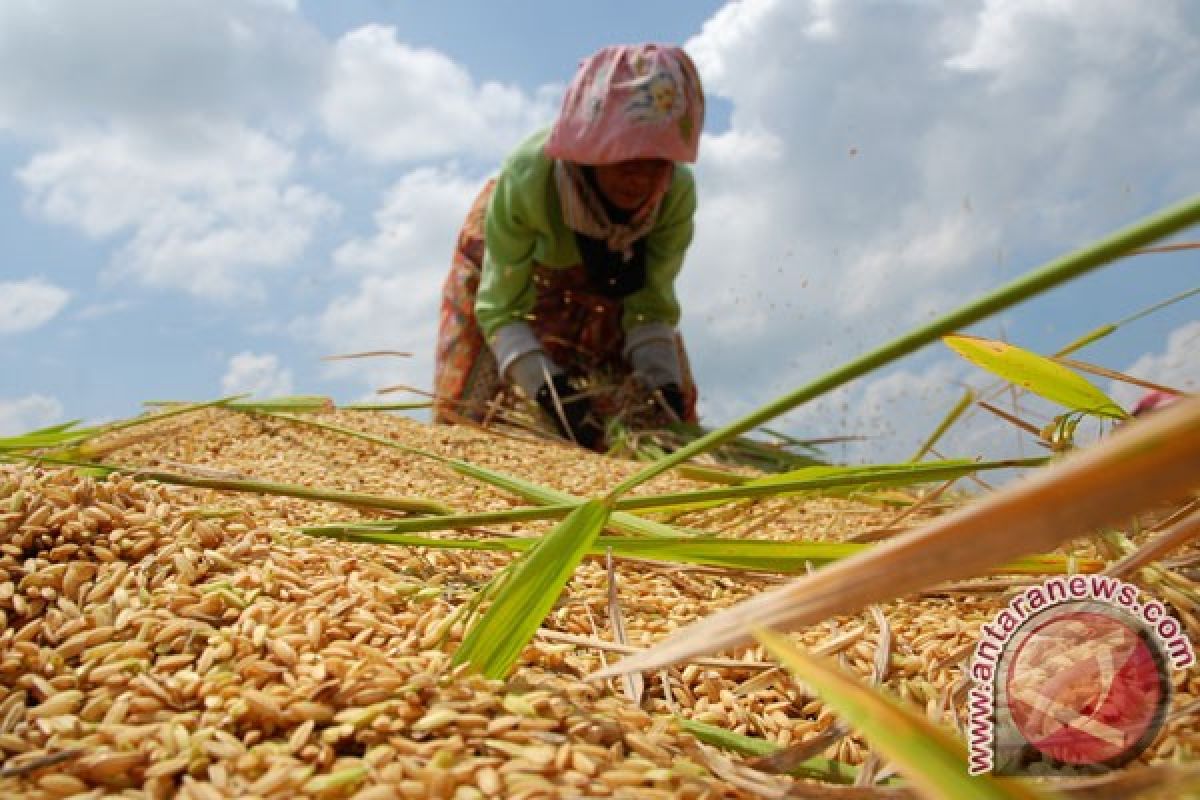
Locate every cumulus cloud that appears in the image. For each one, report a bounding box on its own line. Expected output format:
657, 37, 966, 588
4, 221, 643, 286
221, 351, 294, 398
333, 165, 479, 274
2, 0, 335, 301
0, 0, 326, 134
0, 395, 64, 436
677, 0, 1199, 444
18, 123, 337, 301
302, 164, 480, 397
307, 274, 445, 402
1109, 320, 1200, 410
320, 25, 559, 163
0, 279, 70, 333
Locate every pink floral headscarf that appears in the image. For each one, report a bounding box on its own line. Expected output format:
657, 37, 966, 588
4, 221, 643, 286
544, 44, 705, 165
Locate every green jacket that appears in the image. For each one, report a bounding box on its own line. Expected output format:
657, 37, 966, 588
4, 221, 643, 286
474, 128, 697, 340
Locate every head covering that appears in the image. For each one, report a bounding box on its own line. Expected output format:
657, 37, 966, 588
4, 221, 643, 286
544, 44, 704, 165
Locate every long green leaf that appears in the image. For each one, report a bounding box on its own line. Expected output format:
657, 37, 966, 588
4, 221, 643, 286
675, 717, 862, 784
300, 528, 1100, 576
2, 395, 249, 459
0, 430, 97, 452
100, 394, 247, 434
943, 336, 1126, 419
755, 627, 1053, 800
341, 401, 433, 411
18, 455, 452, 515
262, 412, 682, 538
452, 499, 612, 677
911, 390, 977, 462
148, 395, 333, 413
915, 284, 1200, 461
300, 458, 1047, 535
609, 458, 1047, 514
592, 397, 1200, 680
605, 195, 1200, 499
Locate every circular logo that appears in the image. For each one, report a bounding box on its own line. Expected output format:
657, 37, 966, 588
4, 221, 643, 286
1003, 604, 1170, 767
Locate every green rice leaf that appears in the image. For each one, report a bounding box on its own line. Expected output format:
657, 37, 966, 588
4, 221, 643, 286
944, 336, 1126, 419
675, 717, 861, 784
1056, 323, 1118, 357
263, 412, 682, 538
19, 420, 86, 435
611, 458, 1047, 515
300, 528, 1100, 576
674, 464, 750, 485
911, 390, 977, 462
102, 394, 247, 433
301, 457, 1047, 536
0, 430, 95, 452
452, 499, 612, 678
148, 395, 333, 413
341, 401, 433, 411
15, 455, 452, 515
755, 627, 1053, 800
605, 194, 1200, 499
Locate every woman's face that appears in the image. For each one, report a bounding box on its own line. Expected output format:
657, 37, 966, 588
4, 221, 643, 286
592, 159, 672, 211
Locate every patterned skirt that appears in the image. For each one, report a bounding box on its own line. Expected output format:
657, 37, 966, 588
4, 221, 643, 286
432, 180, 698, 425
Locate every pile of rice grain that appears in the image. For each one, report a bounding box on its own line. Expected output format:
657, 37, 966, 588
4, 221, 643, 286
0, 409, 1196, 799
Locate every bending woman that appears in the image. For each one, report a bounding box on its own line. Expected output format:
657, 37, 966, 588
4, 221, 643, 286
433, 44, 704, 451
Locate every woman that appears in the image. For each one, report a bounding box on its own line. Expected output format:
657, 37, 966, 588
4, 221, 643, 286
433, 44, 704, 451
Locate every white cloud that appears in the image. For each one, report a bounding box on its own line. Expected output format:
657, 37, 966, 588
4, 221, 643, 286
221, 351, 294, 398
0, 0, 326, 134
76, 300, 136, 321
946, 0, 1187, 89
0, 279, 70, 333
1109, 320, 1200, 410
18, 123, 337, 301
2, 0, 335, 302
677, 0, 1199, 446
320, 25, 559, 163
301, 164, 481, 398
334, 165, 479, 274
308, 274, 444, 400
0, 395, 64, 436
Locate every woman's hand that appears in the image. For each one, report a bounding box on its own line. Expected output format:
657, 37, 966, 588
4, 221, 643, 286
537, 374, 605, 450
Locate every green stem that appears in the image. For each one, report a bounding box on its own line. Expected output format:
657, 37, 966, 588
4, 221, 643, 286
606, 195, 1200, 499
307, 457, 1047, 535
909, 389, 977, 462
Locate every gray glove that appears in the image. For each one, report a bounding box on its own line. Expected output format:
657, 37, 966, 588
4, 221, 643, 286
489, 322, 561, 400
624, 322, 683, 389
507, 349, 562, 401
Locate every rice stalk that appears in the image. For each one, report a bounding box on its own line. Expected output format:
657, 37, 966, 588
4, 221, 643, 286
300, 457, 1046, 537
916, 284, 1199, 459
675, 717, 863, 785
18, 455, 453, 515
260, 412, 683, 538
604, 194, 1200, 499
340, 401, 433, 411
592, 395, 1200, 677
147, 395, 335, 413
301, 529, 1101, 576
1050, 357, 1187, 396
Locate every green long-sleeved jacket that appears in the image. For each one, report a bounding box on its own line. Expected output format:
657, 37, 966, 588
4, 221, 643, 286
474, 128, 697, 340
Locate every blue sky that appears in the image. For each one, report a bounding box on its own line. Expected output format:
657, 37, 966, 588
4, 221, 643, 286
1, 0, 1197, 463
